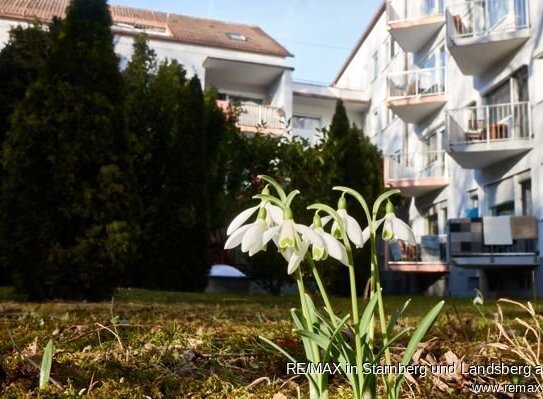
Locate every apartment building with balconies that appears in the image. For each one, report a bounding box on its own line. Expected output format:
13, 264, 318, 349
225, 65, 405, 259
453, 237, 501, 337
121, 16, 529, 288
334, 0, 542, 298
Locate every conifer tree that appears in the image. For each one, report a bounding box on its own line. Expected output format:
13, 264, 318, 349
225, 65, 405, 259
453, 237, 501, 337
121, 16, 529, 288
1, 0, 137, 299
145, 76, 210, 291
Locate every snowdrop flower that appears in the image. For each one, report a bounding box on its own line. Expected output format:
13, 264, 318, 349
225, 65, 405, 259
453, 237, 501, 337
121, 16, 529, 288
311, 214, 348, 266
473, 289, 484, 306
226, 186, 282, 236
225, 207, 278, 256
379, 201, 416, 244
323, 196, 365, 248
276, 208, 328, 274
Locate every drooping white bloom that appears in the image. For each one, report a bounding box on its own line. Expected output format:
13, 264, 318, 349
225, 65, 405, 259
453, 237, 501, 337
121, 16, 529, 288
311, 214, 349, 265
322, 196, 365, 248
380, 202, 416, 244
473, 289, 484, 306
225, 207, 278, 256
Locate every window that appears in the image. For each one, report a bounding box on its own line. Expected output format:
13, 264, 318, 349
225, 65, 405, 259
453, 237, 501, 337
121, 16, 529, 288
492, 202, 515, 216
371, 109, 380, 136
292, 116, 321, 131
486, 66, 529, 105
487, 178, 514, 215
226, 32, 247, 41
423, 132, 438, 164
384, 38, 398, 66
428, 214, 439, 235
372, 51, 379, 81
218, 93, 263, 104
521, 179, 533, 216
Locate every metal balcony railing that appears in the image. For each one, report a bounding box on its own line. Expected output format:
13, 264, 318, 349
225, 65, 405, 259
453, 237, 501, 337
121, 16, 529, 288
447, 0, 530, 40
387, 151, 446, 181
388, 67, 446, 99
216, 100, 284, 130
447, 101, 531, 145
388, 0, 444, 23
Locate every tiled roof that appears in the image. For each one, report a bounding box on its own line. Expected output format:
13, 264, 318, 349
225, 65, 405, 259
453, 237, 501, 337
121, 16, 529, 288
0, 0, 293, 58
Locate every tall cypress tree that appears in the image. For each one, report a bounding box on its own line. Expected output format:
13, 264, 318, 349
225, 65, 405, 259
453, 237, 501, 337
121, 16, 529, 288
1, 0, 137, 299
0, 22, 60, 284
146, 76, 209, 291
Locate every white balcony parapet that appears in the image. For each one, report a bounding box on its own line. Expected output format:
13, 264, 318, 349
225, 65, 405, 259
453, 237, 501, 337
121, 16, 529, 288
447, 0, 530, 40
387, 151, 446, 182
447, 102, 531, 146
216, 100, 285, 134
238, 103, 284, 130
388, 67, 446, 100
388, 0, 443, 23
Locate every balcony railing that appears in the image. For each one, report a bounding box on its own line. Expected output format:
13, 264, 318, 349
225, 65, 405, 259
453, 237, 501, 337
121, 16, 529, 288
447, 0, 530, 40
387, 151, 446, 181
389, 235, 448, 263
447, 102, 531, 145
216, 100, 284, 131
388, 67, 445, 100
388, 0, 443, 23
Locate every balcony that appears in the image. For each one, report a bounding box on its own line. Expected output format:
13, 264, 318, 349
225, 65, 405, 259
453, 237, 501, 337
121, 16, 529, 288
387, 0, 445, 52
446, 0, 530, 75
449, 216, 539, 269
217, 100, 285, 135
446, 102, 532, 169
385, 151, 448, 197
387, 67, 446, 123
386, 235, 449, 273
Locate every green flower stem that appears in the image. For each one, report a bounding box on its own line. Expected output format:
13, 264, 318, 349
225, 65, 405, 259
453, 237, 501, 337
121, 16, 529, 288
295, 268, 323, 397
306, 255, 337, 328
341, 236, 363, 398
370, 211, 393, 390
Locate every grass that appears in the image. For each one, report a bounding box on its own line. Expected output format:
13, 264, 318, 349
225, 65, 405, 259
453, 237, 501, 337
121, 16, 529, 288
0, 288, 540, 398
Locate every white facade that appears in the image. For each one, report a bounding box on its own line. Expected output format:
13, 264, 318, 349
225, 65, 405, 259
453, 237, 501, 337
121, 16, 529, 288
334, 0, 543, 298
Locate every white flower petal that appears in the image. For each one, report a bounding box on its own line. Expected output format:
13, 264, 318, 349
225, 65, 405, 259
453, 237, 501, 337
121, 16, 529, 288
320, 231, 349, 266
267, 205, 284, 225
279, 219, 297, 249
241, 220, 266, 253
262, 226, 280, 246
321, 216, 333, 227
344, 214, 364, 248
287, 243, 309, 275
295, 224, 324, 248
224, 224, 251, 249
227, 205, 259, 235
392, 217, 417, 244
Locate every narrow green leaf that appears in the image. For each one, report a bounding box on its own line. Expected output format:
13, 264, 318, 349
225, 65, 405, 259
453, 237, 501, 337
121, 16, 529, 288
400, 301, 444, 367
387, 299, 411, 336
395, 300, 444, 395
259, 336, 319, 391
359, 294, 379, 338
39, 339, 54, 390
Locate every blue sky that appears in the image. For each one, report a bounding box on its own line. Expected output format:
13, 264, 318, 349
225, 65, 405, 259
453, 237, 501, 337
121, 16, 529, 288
108, 0, 381, 84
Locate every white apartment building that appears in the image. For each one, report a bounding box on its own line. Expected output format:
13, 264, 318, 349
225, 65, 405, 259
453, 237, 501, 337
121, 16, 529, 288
1, 0, 540, 298
0, 0, 368, 141
333, 0, 543, 297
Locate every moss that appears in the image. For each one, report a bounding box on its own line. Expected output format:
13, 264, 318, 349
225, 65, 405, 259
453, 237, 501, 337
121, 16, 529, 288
0, 288, 538, 398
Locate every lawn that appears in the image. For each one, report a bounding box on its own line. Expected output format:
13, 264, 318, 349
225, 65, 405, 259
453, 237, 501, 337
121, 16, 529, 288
0, 288, 539, 398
